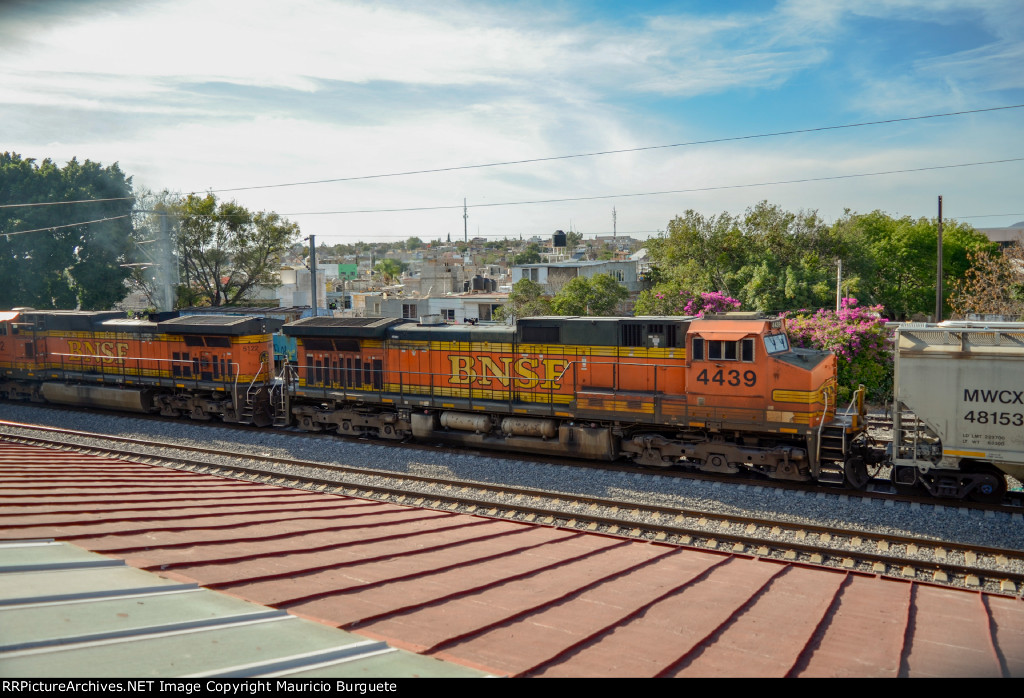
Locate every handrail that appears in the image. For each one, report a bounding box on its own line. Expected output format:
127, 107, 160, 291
816, 385, 830, 465
246, 361, 266, 396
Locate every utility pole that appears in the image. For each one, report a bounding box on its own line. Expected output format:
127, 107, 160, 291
936, 196, 943, 322
463, 198, 468, 244
836, 259, 842, 312
612, 207, 617, 240
156, 210, 175, 312
308, 234, 318, 316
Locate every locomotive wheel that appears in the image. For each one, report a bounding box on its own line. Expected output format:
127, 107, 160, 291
251, 404, 273, 427
844, 455, 870, 490
698, 453, 739, 474
632, 448, 673, 468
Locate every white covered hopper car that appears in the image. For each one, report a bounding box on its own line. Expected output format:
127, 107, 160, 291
892, 321, 1024, 501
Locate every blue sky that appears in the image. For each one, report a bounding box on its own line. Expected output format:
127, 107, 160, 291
2, 0, 1022, 244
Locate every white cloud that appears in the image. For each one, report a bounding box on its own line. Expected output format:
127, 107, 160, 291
2, 0, 569, 90
0, 0, 854, 111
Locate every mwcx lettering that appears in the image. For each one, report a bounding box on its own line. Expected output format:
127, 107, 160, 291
963, 388, 1024, 405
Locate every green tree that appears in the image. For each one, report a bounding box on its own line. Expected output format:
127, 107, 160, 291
550, 274, 628, 316
177, 193, 299, 306
493, 278, 551, 323
643, 202, 864, 314
732, 202, 848, 312
513, 243, 542, 265
0, 152, 135, 309
405, 236, 423, 251
373, 258, 404, 284
644, 209, 743, 299
833, 210, 994, 319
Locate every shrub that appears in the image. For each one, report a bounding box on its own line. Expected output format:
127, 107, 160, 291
784, 299, 894, 403
637, 288, 741, 316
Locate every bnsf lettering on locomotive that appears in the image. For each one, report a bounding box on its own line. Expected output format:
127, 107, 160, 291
447, 355, 564, 389
962, 388, 1024, 404
66, 340, 129, 364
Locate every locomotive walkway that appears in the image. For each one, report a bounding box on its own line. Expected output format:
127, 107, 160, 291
1, 440, 1022, 678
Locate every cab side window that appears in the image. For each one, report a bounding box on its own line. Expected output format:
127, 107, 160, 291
692, 337, 755, 362
741, 338, 755, 362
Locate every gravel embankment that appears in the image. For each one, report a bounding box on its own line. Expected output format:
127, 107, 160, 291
1, 402, 1021, 553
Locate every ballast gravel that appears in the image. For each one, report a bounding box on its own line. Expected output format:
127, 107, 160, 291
1, 403, 1021, 554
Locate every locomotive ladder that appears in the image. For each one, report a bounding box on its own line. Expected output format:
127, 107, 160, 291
816, 422, 849, 484
267, 364, 296, 427
268, 376, 290, 427
815, 387, 865, 485
234, 361, 288, 427
238, 371, 260, 424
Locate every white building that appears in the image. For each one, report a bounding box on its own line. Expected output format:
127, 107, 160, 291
509, 259, 640, 294
270, 267, 328, 308
379, 292, 508, 323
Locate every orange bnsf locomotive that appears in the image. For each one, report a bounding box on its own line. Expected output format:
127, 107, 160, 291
0, 308, 873, 487
0, 309, 279, 425
283, 313, 870, 485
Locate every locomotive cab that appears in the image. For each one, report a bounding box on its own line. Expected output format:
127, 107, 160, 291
686, 314, 837, 432
623, 312, 860, 483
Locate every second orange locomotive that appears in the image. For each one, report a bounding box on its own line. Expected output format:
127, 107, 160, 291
285, 313, 865, 483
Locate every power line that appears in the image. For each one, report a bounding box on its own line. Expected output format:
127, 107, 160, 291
1, 215, 131, 237
307, 230, 663, 241
4, 157, 1021, 237
2, 104, 1020, 211
275, 157, 1024, 217
206, 104, 1024, 194
958, 213, 1024, 220
0, 196, 135, 210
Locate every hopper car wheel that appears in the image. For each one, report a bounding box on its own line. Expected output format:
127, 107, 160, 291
844, 455, 870, 490
966, 463, 1007, 504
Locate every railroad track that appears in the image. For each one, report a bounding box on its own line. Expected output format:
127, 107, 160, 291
4, 401, 1021, 512
2, 420, 1022, 597
5, 397, 1024, 518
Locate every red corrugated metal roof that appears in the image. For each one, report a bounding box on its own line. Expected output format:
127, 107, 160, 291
2, 440, 1021, 678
